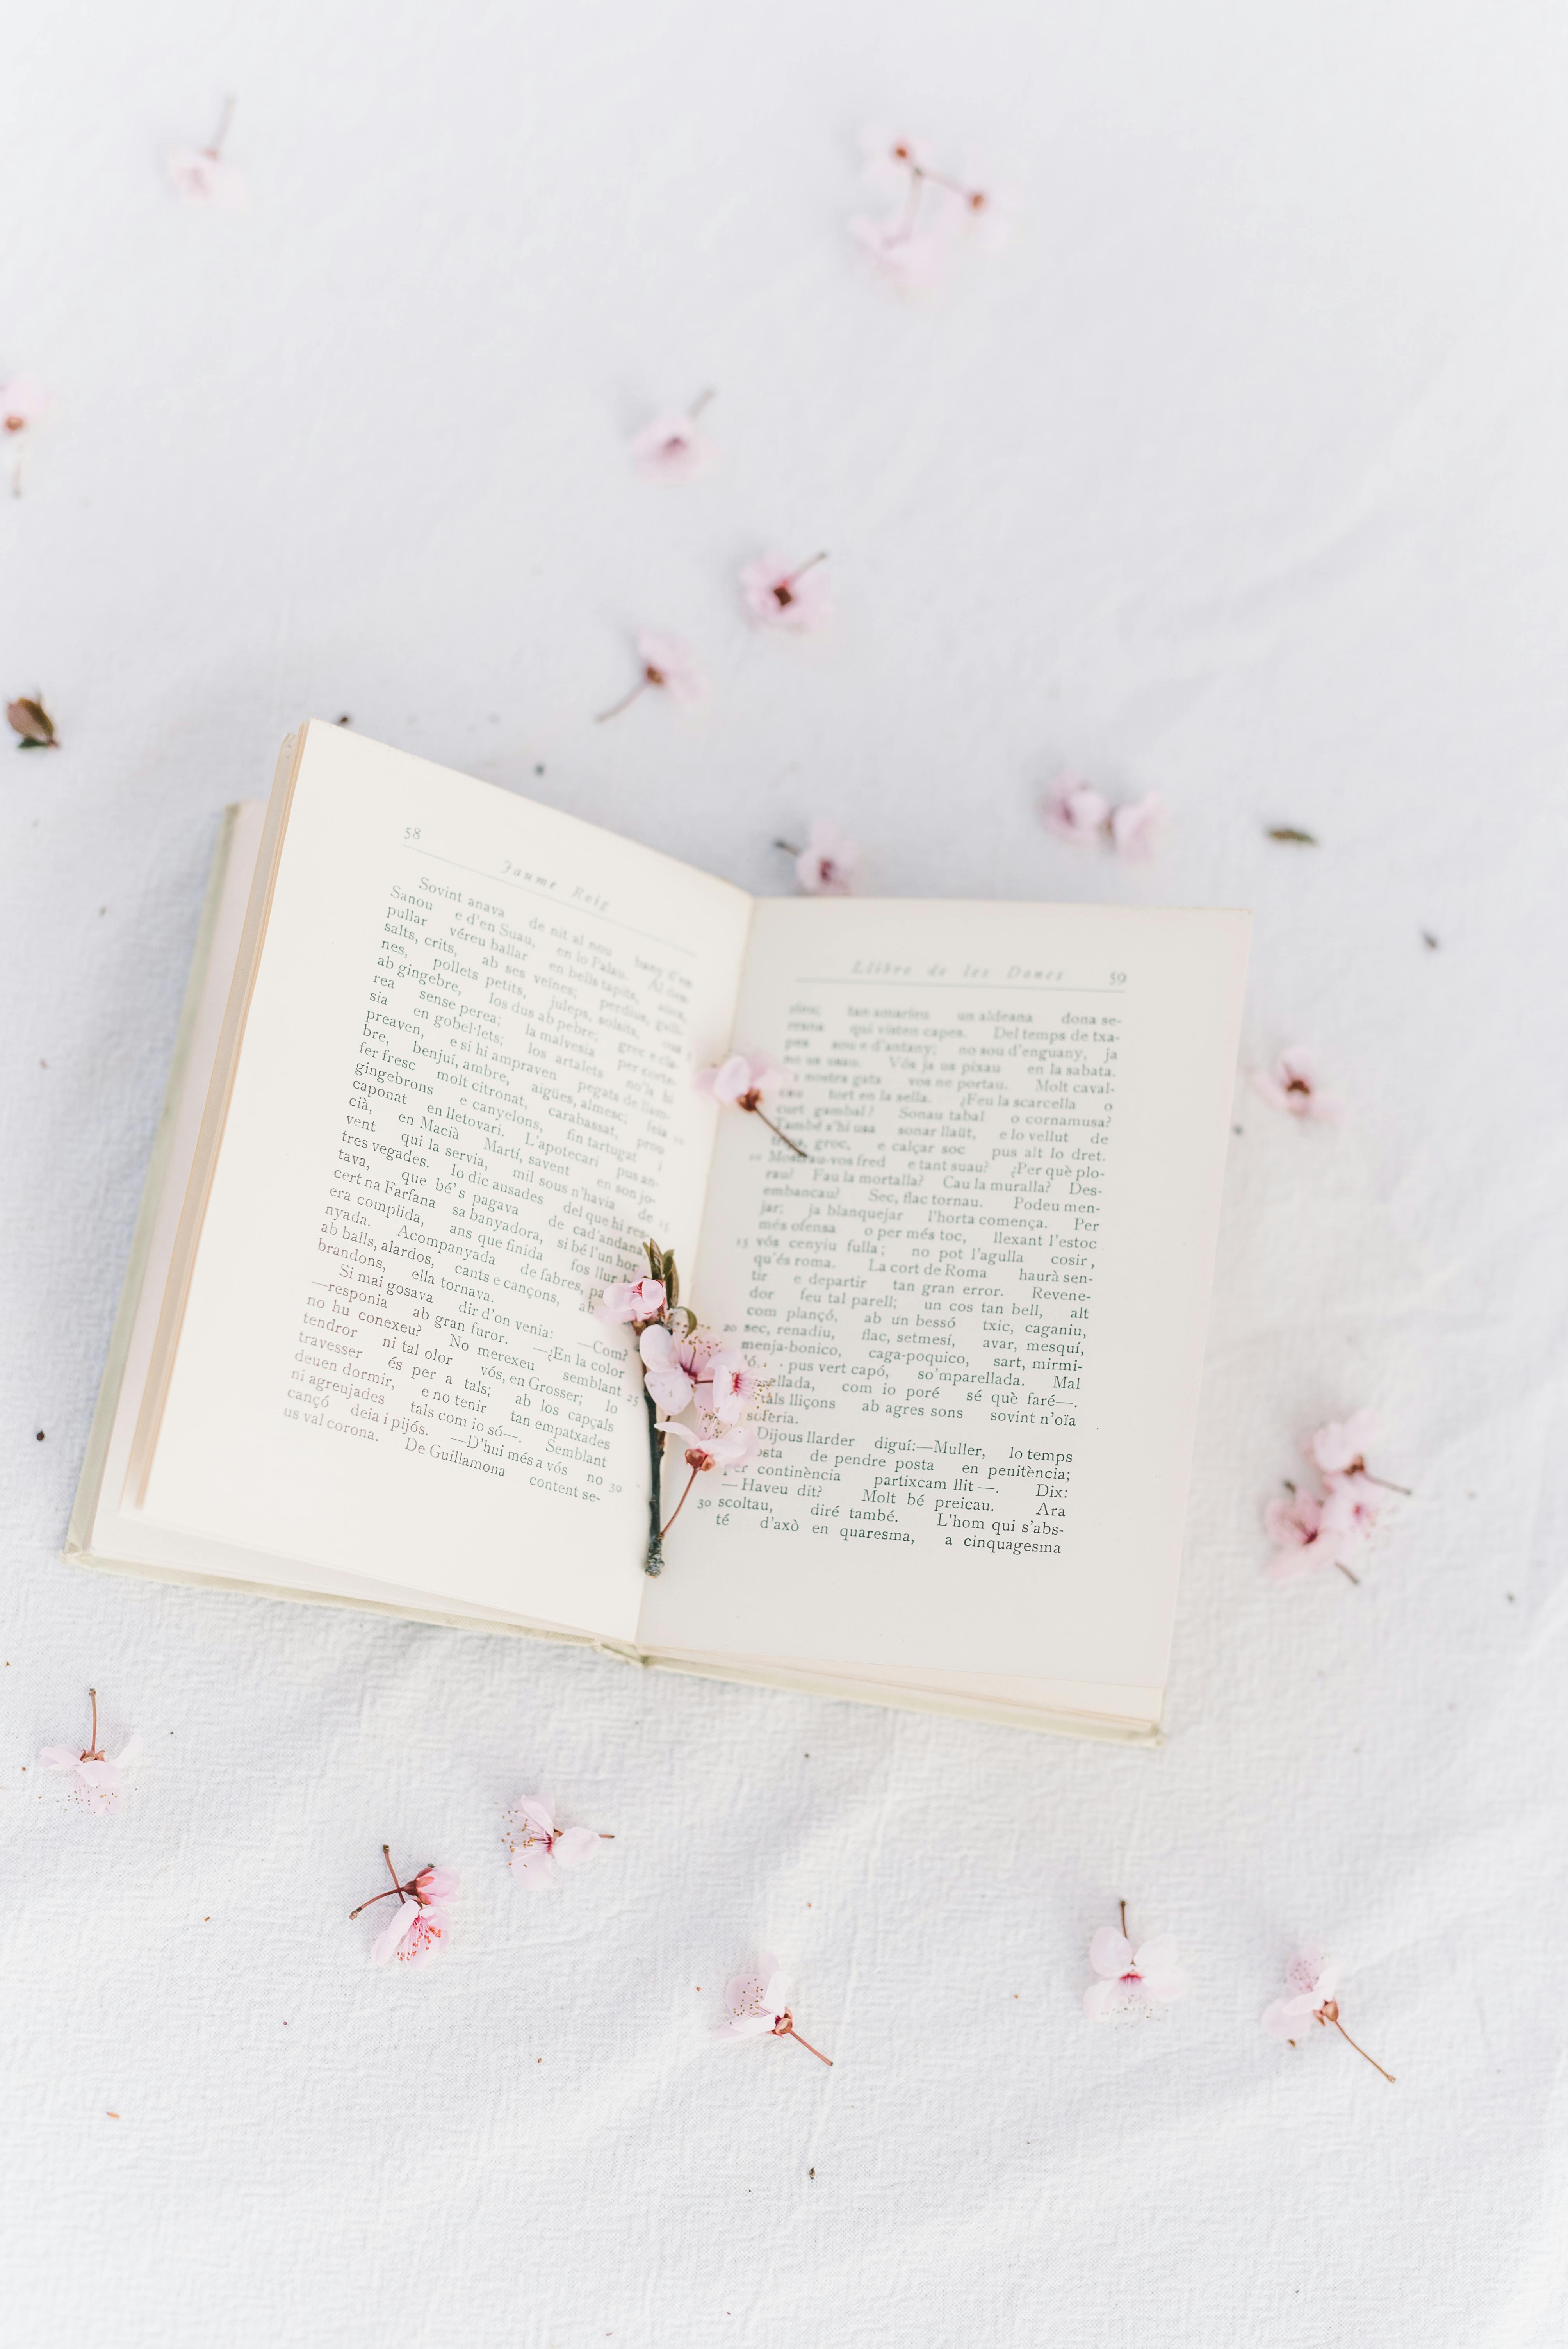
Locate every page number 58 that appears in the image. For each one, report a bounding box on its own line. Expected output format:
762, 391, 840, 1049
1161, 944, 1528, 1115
404, 825, 421, 841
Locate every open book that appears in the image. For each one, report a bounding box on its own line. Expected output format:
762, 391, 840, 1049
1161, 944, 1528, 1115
71, 722, 1249, 1742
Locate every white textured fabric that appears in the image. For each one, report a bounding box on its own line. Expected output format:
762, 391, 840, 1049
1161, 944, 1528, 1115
3, 4, 1566, 2342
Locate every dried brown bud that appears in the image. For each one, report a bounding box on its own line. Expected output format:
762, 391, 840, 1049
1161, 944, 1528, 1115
1266, 826, 1316, 844
7, 695, 57, 748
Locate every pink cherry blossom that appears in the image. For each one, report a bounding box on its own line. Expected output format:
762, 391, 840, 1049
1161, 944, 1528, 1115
1251, 1047, 1340, 1121
630, 393, 713, 481
1, 374, 48, 435
859, 125, 934, 197
791, 818, 859, 896
739, 552, 832, 632
716, 1951, 832, 2063
702, 1349, 759, 1425
1041, 779, 1111, 846
1308, 1409, 1381, 1478
695, 1052, 806, 1158
506, 1795, 609, 1890
659, 1421, 760, 1473
595, 1276, 666, 1326
694, 1051, 785, 1110
1083, 1908, 1192, 2023
1263, 1486, 1367, 1584
1109, 791, 1165, 859
166, 100, 246, 209
596, 630, 704, 722
640, 1322, 711, 1415
1262, 1949, 1395, 2080
39, 1690, 141, 1813
352, 1846, 458, 1969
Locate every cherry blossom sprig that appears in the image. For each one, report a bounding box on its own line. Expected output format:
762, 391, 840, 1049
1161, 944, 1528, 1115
850, 127, 1007, 286
1262, 1950, 1395, 2082
1083, 1901, 1192, 2022
350, 1845, 459, 1968
694, 1051, 807, 1157
505, 1797, 612, 1889
39, 1688, 141, 1811
8, 695, 59, 749
630, 389, 715, 481
1041, 776, 1164, 859
595, 629, 704, 722
716, 1952, 833, 2065
1, 376, 48, 496
166, 96, 247, 209
1265, 1409, 1409, 1585
596, 1240, 763, 1572
773, 818, 859, 896
739, 551, 831, 631
1251, 1047, 1339, 1121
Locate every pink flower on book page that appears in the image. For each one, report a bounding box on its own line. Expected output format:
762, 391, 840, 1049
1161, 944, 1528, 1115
1041, 778, 1111, 846
39, 1690, 141, 1813
1109, 791, 1165, 859
1083, 1906, 1191, 2022
630, 393, 714, 480
506, 1796, 611, 1890
596, 631, 705, 722
595, 1277, 666, 1327
1263, 1950, 1395, 2081
351, 1847, 458, 1969
701, 1349, 759, 1426
640, 1322, 706, 1415
739, 552, 832, 631
695, 1052, 806, 1159
1251, 1047, 1340, 1121
790, 818, 859, 896
166, 99, 246, 209
717, 1952, 832, 2064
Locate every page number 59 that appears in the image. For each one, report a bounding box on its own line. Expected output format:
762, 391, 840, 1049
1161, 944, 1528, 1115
1110, 970, 1126, 984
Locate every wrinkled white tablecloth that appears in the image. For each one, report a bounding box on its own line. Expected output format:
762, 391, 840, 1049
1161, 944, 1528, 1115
4, 4, 1566, 2342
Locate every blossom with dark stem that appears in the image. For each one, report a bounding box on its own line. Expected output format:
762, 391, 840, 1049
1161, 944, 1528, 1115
774, 818, 859, 896
716, 1952, 832, 2065
1083, 1900, 1192, 2022
656, 1420, 759, 1537
739, 551, 831, 631
8, 695, 58, 749
39, 1688, 141, 1811
350, 1845, 458, 1967
693, 1052, 807, 1158
1262, 1950, 1395, 2082
166, 96, 247, 209
595, 630, 704, 721
630, 389, 715, 481
505, 1797, 613, 1889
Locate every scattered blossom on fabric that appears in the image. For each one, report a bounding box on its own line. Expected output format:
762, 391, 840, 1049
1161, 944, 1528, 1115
166, 101, 246, 209
716, 1952, 833, 2062
791, 818, 859, 896
596, 631, 705, 721
1266, 1407, 1405, 1583
1251, 1047, 1339, 1121
39, 1689, 141, 1813
1262, 1949, 1395, 2080
8, 695, 58, 749
630, 396, 713, 481
1083, 1916, 1192, 2021
1042, 776, 1163, 856
355, 1852, 458, 1969
850, 127, 1002, 288
506, 1797, 607, 1890
739, 552, 832, 631
2, 374, 48, 494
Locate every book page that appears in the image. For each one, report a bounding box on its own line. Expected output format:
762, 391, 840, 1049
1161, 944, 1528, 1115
137, 724, 750, 1640
637, 897, 1249, 1686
